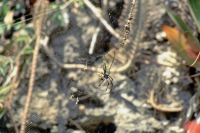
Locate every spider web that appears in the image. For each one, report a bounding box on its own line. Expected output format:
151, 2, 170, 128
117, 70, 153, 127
0, 0, 192, 133
0, 1, 154, 133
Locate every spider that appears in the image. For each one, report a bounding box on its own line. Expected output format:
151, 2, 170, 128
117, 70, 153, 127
98, 50, 115, 93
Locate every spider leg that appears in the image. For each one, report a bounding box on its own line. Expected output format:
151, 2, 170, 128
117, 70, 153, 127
98, 73, 104, 77
109, 50, 115, 70
108, 75, 113, 81
99, 78, 105, 86
105, 80, 110, 91
109, 77, 113, 86
107, 77, 113, 93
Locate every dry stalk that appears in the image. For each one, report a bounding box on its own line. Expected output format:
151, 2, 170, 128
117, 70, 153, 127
20, 1, 48, 133
7, 58, 20, 133
118, 0, 136, 46
7, 38, 33, 133
190, 51, 200, 67
5, 40, 32, 133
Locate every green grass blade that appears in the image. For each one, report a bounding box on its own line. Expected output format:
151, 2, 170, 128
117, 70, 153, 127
164, 5, 200, 48
0, 85, 11, 95
188, 0, 200, 32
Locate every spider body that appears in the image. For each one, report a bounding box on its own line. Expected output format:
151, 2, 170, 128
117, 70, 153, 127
99, 65, 113, 91
98, 51, 115, 93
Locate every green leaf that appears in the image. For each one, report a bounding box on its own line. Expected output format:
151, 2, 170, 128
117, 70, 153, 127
188, 0, 200, 32
15, 3, 24, 11
164, 5, 200, 49
22, 46, 33, 55
0, 4, 9, 21
2, 60, 9, 68
0, 60, 9, 76
25, 27, 35, 36
13, 22, 22, 30
50, 2, 60, 10
0, 68, 6, 76
0, 95, 6, 102
15, 35, 29, 42
0, 109, 7, 119
0, 23, 4, 34
77, 0, 84, 8
1, 35, 29, 55
1, 42, 13, 55
6, 23, 12, 31
0, 85, 11, 95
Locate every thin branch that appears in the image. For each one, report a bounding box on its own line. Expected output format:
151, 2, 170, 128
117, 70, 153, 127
190, 73, 200, 78
83, 0, 120, 40
178, 73, 200, 79
148, 89, 183, 112
89, 25, 101, 55
7, 108, 19, 133
101, 0, 108, 20
78, 95, 90, 101
69, 118, 85, 132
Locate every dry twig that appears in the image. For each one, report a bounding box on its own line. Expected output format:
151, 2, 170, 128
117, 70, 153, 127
89, 25, 101, 55
83, 0, 120, 40
148, 89, 183, 113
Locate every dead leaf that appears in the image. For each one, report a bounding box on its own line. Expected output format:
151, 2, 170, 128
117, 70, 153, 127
162, 26, 200, 66
184, 120, 200, 133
